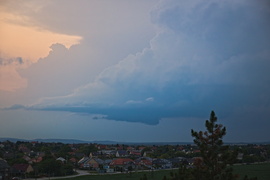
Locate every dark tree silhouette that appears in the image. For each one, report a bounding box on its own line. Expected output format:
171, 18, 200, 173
139, 111, 258, 180
191, 111, 237, 180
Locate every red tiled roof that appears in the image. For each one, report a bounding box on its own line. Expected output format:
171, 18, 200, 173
32, 157, 42, 163
110, 158, 134, 166
97, 145, 107, 149
69, 158, 77, 163
12, 164, 30, 172
18, 146, 30, 153
130, 151, 141, 156
117, 146, 123, 150
138, 147, 145, 150
127, 146, 134, 150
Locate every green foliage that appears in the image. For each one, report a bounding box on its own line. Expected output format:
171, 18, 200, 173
61, 163, 74, 175
38, 158, 62, 176
7, 157, 28, 165
160, 153, 170, 159
41, 146, 51, 154
78, 144, 98, 156
56, 144, 72, 158
141, 147, 151, 156
48, 164, 270, 180
243, 155, 261, 164
37, 156, 74, 177
233, 163, 270, 180
242, 175, 257, 180
7, 152, 28, 165
164, 165, 194, 180
140, 173, 148, 180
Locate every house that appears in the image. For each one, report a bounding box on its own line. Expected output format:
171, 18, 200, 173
100, 150, 116, 156
23, 155, 31, 163
138, 146, 146, 151
89, 152, 99, 158
68, 152, 75, 156
56, 157, 66, 163
37, 152, 45, 157
127, 146, 135, 151
135, 158, 152, 170
31, 141, 38, 146
143, 151, 153, 157
129, 150, 141, 157
152, 159, 172, 169
28, 151, 37, 157
78, 157, 90, 164
115, 150, 128, 157
12, 164, 34, 178
78, 157, 90, 168
110, 158, 135, 171
18, 145, 31, 154
94, 158, 104, 166
117, 146, 123, 150
105, 168, 114, 173
103, 159, 112, 166
31, 156, 42, 163
193, 149, 201, 153
168, 157, 188, 167
69, 157, 77, 164
97, 145, 107, 150
0, 159, 10, 180
87, 158, 104, 170
3, 152, 15, 159
237, 153, 244, 160
101, 160, 115, 173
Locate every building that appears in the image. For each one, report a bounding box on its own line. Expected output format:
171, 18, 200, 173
110, 158, 135, 171
115, 150, 128, 157
11, 164, 34, 178
0, 159, 10, 180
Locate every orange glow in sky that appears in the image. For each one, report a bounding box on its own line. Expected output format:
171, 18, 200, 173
0, 11, 82, 91
0, 12, 82, 62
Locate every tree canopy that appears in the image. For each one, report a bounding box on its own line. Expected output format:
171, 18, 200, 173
191, 111, 237, 180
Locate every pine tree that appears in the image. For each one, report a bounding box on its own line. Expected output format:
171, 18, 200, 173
191, 111, 237, 180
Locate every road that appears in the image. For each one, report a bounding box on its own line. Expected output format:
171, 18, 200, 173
26, 170, 90, 180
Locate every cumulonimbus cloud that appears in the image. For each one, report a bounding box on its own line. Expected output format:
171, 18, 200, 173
20, 0, 270, 125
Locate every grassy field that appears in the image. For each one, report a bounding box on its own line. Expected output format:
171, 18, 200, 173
57, 170, 171, 180
233, 163, 270, 180
56, 163, 270, 180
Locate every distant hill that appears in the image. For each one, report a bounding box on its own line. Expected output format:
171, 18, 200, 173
0, 137, 120, 144
34, 138, 92, 144
0, 137, 92, 144
0, 137, 269, 145
0, 137, 193, 145
0, 137, 28, 143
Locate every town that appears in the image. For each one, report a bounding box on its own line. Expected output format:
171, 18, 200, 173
0, 140, 269, 180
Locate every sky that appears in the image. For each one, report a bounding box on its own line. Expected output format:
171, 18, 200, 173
0, 0, 270, 143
